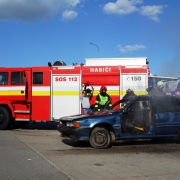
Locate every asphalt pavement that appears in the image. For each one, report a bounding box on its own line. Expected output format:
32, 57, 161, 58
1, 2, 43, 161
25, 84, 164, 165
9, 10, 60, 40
0, 131, 71, 180
1, 122, 180, 180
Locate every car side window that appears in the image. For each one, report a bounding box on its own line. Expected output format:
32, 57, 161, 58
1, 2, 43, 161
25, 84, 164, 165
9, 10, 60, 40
152, 96, 180, 113
170, 96, 180, 111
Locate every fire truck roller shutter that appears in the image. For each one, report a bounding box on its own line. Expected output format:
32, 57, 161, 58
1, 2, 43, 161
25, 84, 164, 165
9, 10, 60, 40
121, 74, 148, 97
0, 106, 13, 130
51, 73, 81, 119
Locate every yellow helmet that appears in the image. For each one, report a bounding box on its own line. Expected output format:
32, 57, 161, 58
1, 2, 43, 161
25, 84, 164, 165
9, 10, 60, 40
157, 81, 164, 87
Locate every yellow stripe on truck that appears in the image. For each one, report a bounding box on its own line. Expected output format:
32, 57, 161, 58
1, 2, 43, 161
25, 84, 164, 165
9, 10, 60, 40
93, 90, 119, 96
93, 90, 147, 96
0, 91, 25, 96
32, 91, 50, 96
25, 90, 148, 97
32, 91, 79, 96
120, 90, 147, 96
53, 91, 79, 96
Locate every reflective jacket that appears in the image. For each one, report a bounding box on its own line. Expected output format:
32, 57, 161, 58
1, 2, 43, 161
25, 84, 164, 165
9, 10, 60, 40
94, 93, 112, 111
98, 94, 108, 105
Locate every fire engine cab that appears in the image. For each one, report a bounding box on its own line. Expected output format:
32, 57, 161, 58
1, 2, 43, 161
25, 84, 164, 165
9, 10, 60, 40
0, 57, 150, 130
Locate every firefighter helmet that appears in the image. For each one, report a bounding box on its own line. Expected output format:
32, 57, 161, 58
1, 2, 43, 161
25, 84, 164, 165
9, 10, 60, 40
100, 85, 107, 92
126, 88, 133, 94
86, 88, 92, 93
157, 81, 164, 88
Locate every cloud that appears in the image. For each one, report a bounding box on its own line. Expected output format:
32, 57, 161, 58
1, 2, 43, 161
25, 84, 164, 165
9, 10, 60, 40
118, 44, 146, 53
139, 5, 167, 22
103, 0, 142, 15
0, 0, 81, 22
103, 0, 167, 22
62, 10, 78, 21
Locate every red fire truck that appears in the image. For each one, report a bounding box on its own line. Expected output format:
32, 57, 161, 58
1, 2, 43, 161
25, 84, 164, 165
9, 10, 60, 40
0, 57, 153, 130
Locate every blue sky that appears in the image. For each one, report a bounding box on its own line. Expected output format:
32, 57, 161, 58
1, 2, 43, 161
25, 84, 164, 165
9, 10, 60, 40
0, 0, 180, 77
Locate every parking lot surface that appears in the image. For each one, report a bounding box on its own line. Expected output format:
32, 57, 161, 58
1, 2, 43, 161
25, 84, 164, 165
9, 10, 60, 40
1, 122, 180, 180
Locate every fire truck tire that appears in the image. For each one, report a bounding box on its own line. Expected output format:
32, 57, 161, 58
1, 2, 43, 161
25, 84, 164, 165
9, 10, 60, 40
90, 126, 111, 149
0, 106, 12, 130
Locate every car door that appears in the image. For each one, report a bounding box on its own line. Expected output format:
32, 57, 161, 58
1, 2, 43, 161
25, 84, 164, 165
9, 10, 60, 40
153, 96, 180, 135
121, 96, 153, 135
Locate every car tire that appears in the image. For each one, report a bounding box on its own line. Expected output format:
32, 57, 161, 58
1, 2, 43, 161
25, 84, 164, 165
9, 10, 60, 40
90, 126, 111, 149
0, 106, 12, 130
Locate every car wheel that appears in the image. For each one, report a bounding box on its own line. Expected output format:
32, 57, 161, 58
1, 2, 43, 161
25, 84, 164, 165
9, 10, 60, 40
90, 127, 111, 149
0, 106, 12, 130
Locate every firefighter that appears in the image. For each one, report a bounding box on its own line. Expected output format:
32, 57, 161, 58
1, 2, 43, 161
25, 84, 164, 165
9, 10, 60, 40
171, 81, 180, 97
80, 84, 94, 114
94, 85, 112, 111
121, 88, 137, 108
178, 81, 180, 91
148, 81, 166, 95
174, 89, 180, 97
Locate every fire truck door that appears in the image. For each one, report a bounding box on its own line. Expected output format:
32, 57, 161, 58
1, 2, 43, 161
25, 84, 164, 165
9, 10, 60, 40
51, 74, 81, 120
121, 74, 148, 98
31, 69, 51, 121
10, 71, 26, 101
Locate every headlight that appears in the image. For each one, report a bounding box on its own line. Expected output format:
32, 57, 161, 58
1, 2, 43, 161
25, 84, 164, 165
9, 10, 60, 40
66, 122, 74, 127
66, 122, 81, 128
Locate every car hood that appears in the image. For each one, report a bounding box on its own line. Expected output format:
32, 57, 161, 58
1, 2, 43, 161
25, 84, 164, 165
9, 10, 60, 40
59, 109, 121, 121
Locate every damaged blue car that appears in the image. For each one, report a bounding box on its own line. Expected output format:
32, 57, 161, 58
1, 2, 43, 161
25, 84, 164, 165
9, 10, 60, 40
57, 95, 180, 149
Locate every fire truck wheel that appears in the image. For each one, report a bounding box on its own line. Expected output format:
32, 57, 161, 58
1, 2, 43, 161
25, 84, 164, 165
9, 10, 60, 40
90, 126, 111, 149
0, 106, 12, 130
